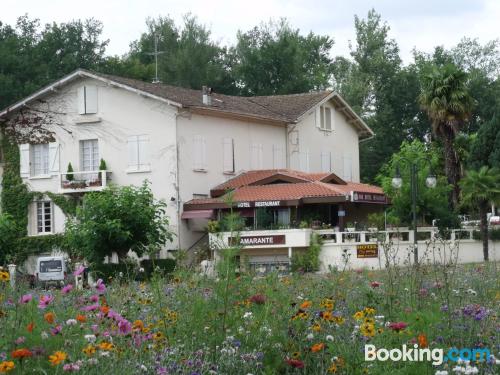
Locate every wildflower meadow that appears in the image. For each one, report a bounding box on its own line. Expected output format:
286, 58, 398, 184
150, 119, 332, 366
0, 259, 499, 374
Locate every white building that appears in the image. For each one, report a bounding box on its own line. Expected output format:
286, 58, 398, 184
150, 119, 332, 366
0, 69, 373, 255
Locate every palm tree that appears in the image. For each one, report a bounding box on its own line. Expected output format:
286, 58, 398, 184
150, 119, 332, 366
460, 166, 500, 261
419, 63, 474, 209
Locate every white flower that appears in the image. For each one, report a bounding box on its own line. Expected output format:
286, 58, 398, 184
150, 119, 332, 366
66, 319, 77, 326
306, 333, 314, 340
466, 289, 477, 296
100, 351, 110, 357
326, 335, 334, 342
243, 312, 253, 319
85, 334, 97, 343
41, 331, 49, 340
435, 371, 448, 375
464, 366, 478, 374
139, 268, 145, 273
118, 272, 123, 277
140, 364, 147, 371
452, 365, 465, 373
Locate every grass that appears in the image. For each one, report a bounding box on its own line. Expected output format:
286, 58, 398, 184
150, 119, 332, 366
0, 260, 499, 374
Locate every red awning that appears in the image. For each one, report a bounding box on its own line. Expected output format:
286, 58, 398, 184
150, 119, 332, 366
181, 209, 215, 219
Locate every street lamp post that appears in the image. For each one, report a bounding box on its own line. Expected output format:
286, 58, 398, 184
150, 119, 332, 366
392, 157, 436, 265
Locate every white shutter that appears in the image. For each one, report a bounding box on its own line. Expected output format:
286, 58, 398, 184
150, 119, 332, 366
251, 143, 263, 169
315, 107, 321, 128
127, 136, 139, 170
321, 151, 331, 172
77, 86, 86, 114
85, 86, 98, 114
138, 135, 150, 169
343, 154, 352, 181
273, 145, 285, 169
19, 144, 30, 178
299, 150, 310, 172
325, 107, 332, 130
48, 142, 60, 175
222, 138, 234, 173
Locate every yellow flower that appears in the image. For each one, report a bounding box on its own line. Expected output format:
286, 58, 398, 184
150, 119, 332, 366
328, 363, 338, 373
364, 317, 375, 325
312, 323, 321, 332
364, 307, 376, 315
98, 342, 114, 351
153, 332, 165, 341
0, 361, 15, 373
48, 351, 67, 366
360, 322, 375, 337
82, 345, 96, 356
333, 316, 345, 325
0, 272, 9, 282
353, 311, 365, 320
320, 298, 335, 311
291, 351, 301, 359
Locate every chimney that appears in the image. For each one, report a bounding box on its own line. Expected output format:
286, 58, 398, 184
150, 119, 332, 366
202, 86, 212, 106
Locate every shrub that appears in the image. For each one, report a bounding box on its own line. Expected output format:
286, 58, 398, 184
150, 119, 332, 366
139, 258, 176, 277
291, 233, 322, 272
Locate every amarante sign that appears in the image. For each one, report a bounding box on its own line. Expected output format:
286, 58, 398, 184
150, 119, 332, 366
236, 200, 281, 208
351, 192, 387, 204
356, 244, 379, 258
230, 235, 286, 246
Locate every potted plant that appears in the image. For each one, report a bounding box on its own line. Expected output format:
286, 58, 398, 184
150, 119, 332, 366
94, 158, 108, 187
63, 163, 74, 188
346, 222, 355, 232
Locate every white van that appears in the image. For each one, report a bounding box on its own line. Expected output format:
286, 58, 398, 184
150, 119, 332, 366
36, 256, 67, 286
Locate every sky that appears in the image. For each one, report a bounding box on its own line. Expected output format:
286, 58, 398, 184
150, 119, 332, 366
2, 0, 499, 63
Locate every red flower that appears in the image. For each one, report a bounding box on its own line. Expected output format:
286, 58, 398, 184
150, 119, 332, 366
388, 322, 408, 332
370, 281, 382, 288
286, 358, 305, 368
249, 294, 266, 305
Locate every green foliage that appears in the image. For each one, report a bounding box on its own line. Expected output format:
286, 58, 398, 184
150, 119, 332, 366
206, 220, 220, 233
231, 19, 333, 95
377, 140, 458, 229
66, 162, 74, 181
367, 212, 385, 230
16, 234, 67, 263
91, 259, 176, 281
291, 233, 322, 272
0, 214, 19, 264
65, 182, 173, 264
139, 258, 176, 276
460, 166, 500, 208
99, 158, 107, 171
468, 115, 500, 169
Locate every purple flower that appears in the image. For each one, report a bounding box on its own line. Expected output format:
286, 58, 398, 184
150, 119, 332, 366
89, 294, 99, 303
118, 319, 132, 335
14, 336, 25, 345
74, 265, 85, 276
61, 284, 73, 294
19, 294, 33, 304
38, 295, 54, 309
50, 325, 62, 335
95, 279, 106, 294
81, 304, 100, 312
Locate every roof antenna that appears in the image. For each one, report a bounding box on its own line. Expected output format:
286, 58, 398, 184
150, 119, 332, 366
146, 34, 165, 84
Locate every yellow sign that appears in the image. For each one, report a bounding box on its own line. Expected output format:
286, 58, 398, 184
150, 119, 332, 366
356, 244, 378, 258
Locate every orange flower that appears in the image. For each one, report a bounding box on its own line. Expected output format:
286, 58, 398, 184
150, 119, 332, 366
132, 320, 144, 331
98, 342, 114, 351
11, 348, 32, 359
27, 322, 35, 333
48, 351, 66, 366
311, 343, 325, 353
76, 314, 87, 323
417, 333, 428, 348
100, 306, 110, 315
82, 345, 96, 356
0, 361, 15, 373
44, 312, 55, 324
300, 300, 312, 309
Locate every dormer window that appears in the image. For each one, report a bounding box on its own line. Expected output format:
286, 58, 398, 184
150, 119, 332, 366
318, 105, 333, 131
77, 85, 98, 114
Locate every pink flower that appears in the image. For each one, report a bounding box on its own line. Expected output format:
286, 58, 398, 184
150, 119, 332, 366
81, 304, 99, 312
63, 363, 81, 372
61, 284, 73, 294
14, 336, 26, 345
50, 325, 62, 335
19, 294, 33, 304
118, 319, 132, 335
370, 281, 382, 288
73, 265, 85, 276
388, 322, 408, 332
89, 294, 99, 303
249, 294, 266, 304
38, 295, 54, 309
95, 279, 106, 294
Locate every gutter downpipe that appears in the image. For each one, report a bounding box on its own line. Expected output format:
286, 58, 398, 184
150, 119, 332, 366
174, 110, 182, 253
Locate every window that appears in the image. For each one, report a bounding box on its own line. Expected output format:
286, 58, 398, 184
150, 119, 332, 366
193, 135, 207, 171
127, 135, 150, 172
251, 143, 263, 169
77, 85, 98, 114
272, 145, 286, 169
31, 144, 49, 176
80, 139, 99, 171
318, 105, 333, 130
321, 151, 331, 172
222, 138, 235, 173
37, 201, 52, 234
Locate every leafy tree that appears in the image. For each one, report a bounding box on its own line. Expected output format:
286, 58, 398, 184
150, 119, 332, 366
232, 19, 334, 95
65, 182, 173, 264
468, 115, 500, 169
460, 167, 500, 261
419, 63, 474, 208
377, 140, 457, 229
0, 214, 19, 265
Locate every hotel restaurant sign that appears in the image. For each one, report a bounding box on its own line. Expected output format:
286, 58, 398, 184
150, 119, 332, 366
230, 234, 286, 246
236, 201, 281, 208
351, 191, 387, 204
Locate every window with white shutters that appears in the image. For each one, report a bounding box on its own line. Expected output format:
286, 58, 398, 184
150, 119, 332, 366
222, 138, 234, 173
317, 105, 333, 131
272, 145, 286, 169
77, 86, 98, 114
250, 143, 263, 169
321, 151, 331, 172
193, 135, 207, 171
80, 139, 99, 171
36, 201, 52, 234
127, 135, 150, 172
31, 144, 49, 176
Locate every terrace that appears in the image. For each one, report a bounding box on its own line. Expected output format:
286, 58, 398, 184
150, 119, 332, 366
59, 170, 111, 194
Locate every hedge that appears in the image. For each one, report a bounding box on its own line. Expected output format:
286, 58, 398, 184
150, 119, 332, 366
91, 259, 176, 281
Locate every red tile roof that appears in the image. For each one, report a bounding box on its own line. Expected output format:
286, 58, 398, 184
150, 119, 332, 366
185, 169, 386, 209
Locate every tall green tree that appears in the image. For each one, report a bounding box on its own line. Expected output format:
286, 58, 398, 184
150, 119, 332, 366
468, 115, 500, 170
419, 63, 474, 208
231, 19, 334, 95
460, 167, 500, 261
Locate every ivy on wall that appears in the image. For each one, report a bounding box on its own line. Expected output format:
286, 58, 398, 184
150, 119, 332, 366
0, 131, 74, 264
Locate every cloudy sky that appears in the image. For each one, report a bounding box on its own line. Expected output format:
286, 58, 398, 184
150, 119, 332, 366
2, 0, 499, 62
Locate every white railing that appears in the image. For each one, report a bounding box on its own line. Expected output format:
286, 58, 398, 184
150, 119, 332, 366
59, 170, 110, 193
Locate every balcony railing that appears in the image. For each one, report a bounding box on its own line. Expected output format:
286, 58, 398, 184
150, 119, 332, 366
59, 170, 110, 193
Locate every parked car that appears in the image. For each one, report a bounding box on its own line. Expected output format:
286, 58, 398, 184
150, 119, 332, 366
35, 256, 67, 287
